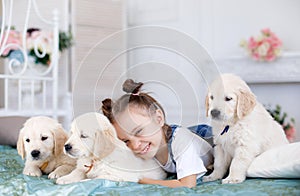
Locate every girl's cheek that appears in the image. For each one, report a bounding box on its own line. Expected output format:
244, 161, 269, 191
126, 141, 138, 152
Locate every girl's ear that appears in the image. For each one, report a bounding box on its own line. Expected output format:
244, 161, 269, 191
155, 109, 165, 126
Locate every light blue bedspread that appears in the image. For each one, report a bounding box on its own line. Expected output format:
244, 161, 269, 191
1, 145, 299, 196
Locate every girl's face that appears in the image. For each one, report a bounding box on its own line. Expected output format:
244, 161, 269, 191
114, 106, 166, 160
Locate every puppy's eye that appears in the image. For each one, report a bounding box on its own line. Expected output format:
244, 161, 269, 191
80, 134, 88, 138
26, 138, 30, 143
225, 96, 232, 101
41, 136, 48, 141
210, 95, 214, 100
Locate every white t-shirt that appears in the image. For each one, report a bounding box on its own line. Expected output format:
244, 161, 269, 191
155, 127, 213, 179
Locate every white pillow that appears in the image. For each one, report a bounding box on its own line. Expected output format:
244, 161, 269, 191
247, 142, 300, 178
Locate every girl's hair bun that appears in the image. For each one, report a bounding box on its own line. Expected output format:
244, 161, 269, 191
101, 98, 114, 123
122, 79, 143, 94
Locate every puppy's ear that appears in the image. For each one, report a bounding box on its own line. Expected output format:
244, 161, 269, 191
237, 89, 256, 119
93, 128, 116, 160
17, 128, 25, 160
205, 94, 209, 117
52, 126, 68, 157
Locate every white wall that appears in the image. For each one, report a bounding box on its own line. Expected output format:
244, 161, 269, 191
127, 0, 300, 141
127, 0, 211, 126
128, 0, 300, 58
202, 0, 300, 58
71, 0, 126, 117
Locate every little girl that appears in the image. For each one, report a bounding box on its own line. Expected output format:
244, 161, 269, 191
102, 79, 213, 188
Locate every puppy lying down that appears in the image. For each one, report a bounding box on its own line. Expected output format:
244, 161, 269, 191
17, 116, 76, 179
56, 112, 166, 184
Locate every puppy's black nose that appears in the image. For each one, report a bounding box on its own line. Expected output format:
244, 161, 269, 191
31, 150, 40, 158
64, 144, 72, 151
211, 109, 221, 118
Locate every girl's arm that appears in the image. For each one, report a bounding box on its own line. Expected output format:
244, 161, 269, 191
138, 174, 197, 188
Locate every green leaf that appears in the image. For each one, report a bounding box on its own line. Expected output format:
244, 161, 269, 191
59, 31, 73, 52
266, 104, 296, 126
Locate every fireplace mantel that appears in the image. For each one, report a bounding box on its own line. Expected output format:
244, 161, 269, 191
215, 53, 300, 84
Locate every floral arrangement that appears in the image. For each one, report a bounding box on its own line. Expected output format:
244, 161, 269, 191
267, 105, 296, 142
0, 27, 73, 66
240, 28, 282, 62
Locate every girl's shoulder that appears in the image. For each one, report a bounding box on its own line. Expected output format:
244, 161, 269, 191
172, 126, 191, 137
171, 124, 212, 140
170, 125, 213, 154
170, 126, 213, 163
171, 126, 207, 145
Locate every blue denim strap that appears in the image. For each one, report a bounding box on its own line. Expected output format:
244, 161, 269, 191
168, 124, 180, 165
167, 124, 213, 166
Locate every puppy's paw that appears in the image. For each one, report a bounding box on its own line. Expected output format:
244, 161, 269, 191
56, 174, 83, 184
48, 170, 63, 179
23, 168, 42, 177
222, 177, 245, 184
49, 165, 75, 179
56, 175, 74, 184
202, 174, 221, 182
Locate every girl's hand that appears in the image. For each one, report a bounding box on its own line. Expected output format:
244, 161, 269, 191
138, 174, 197, 188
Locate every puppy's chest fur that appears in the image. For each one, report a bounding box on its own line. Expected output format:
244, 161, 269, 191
82, 148, 142, 182
39, 154, 74, 174
213, 122, 255, 156
35, 159, 56, 174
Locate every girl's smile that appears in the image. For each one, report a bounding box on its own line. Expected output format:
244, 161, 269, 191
139, 143, 151, 155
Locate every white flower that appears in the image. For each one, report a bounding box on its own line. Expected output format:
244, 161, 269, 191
256, 42, 270, 56
27, 30, 53, 54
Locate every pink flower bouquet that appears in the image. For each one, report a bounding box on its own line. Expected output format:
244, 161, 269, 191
241, 28, 282, 62
1, 27, 72, 66
0, 29, 22, 56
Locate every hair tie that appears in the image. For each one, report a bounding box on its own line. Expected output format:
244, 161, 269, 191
132, 92, 139, 96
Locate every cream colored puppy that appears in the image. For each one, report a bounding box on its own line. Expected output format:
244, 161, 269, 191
56, 112, 166, 184
17, 116, 76, 179
203, 74, 288, 184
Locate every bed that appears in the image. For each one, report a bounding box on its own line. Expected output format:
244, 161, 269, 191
1, 145, 299, 196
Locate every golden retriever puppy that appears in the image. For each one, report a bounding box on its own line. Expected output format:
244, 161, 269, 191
17, 116, 76, 179
56, 112, 166, 184
203, 73, 288, 184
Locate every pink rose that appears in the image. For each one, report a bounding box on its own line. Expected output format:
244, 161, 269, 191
248, 37, 258, 49
285, 126, 296, 143
261, 28, 271, 36
0, 30, 22, 56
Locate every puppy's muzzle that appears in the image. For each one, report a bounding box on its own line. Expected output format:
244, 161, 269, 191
211, 109, 221, 119
64, 144, 72, 152
31, 150, 40, 158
